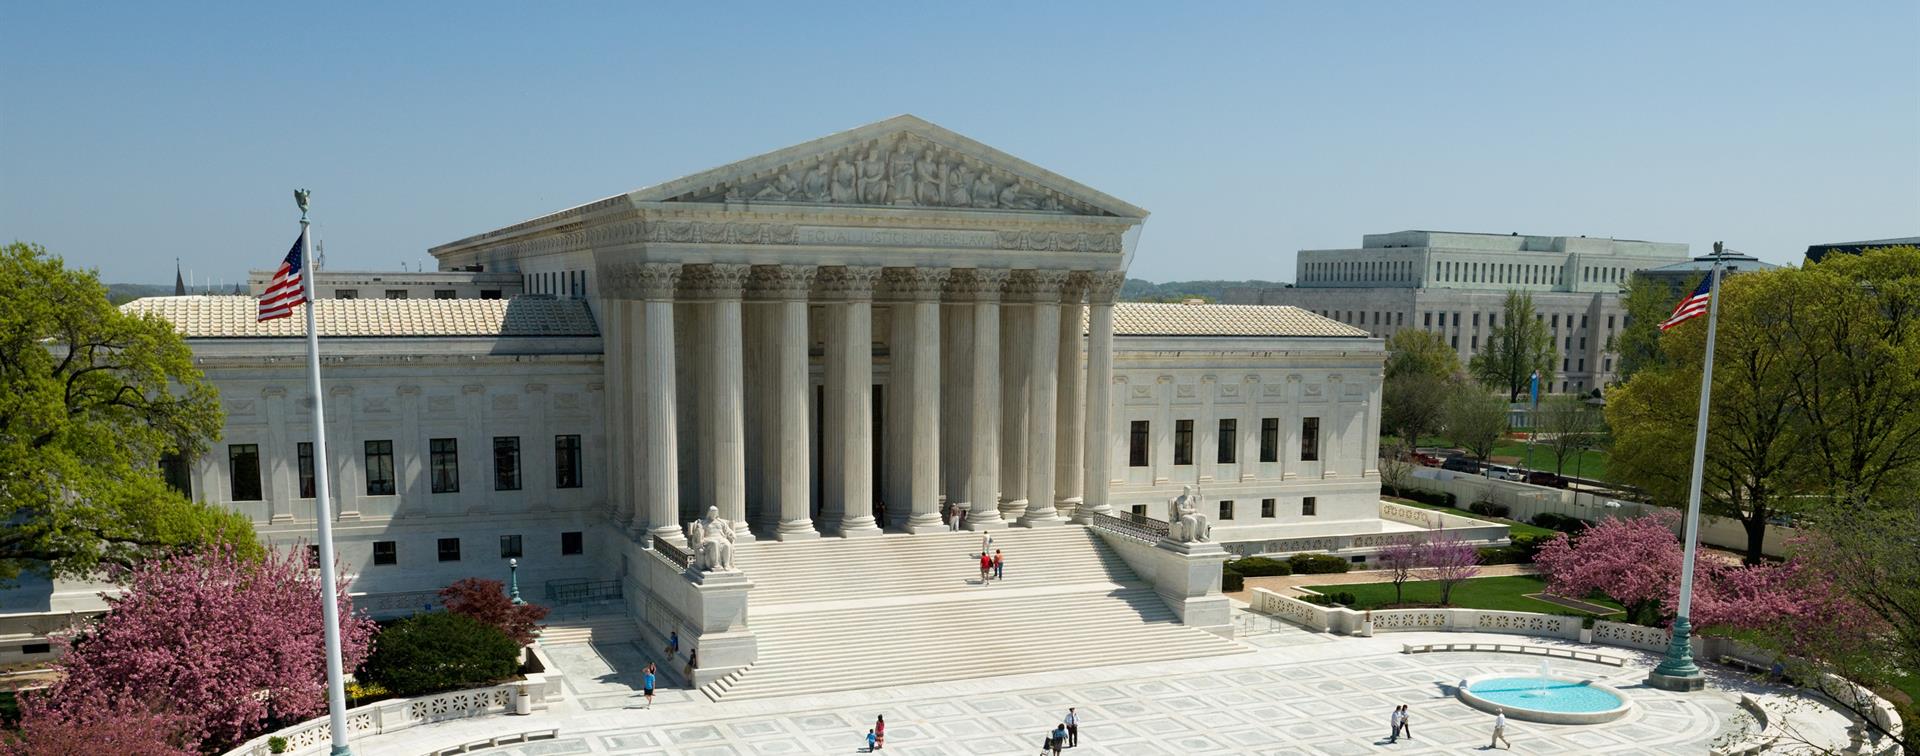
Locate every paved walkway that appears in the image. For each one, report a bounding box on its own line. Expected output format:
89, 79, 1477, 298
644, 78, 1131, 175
1227, 564, 1539, 603
340, 612, 1861, 755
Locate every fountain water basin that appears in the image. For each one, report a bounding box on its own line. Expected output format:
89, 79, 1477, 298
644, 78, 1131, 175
1456, 663, 1632, 724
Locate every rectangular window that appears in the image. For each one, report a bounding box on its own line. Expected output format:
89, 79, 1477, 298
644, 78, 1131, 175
430, 438, 459, 493
1173, 420, 1194, 466
1216, 419, 1237, 464
433, 289, 456, 299
1260, 418, 1279, 462
1580, 337, 1587, 350
1424, 312, 1432, 328
1551, 313, 1559, 328
1450, 335, 1458, 349
160, 452, 192, 498
1219, 500, 1234, 520
1581, 315, 1589, 329
493, 436, 521, 491
1578, 358, 1585, 372
1472, 313, 1480, 327
372, 541, 396, 566
297, 442, 315, 498
335, 288, 359, 299
384, 289, 408, 299
1604, 357, 1613, 372
1302, 496, 1318, 516
228, 444, 262, 501
1131, 504, 1148, 518
1607, 315, 1616, 330
499, 534, 523, 559
437, 537, 460, 562
561, 531, 584, 556
1129, 421, 1149, 467
1471, 335, 1478, 350
1261, 498, 1275, 518
1300, 417, 1320, 462
554, 434, 583, 488
364, 440, 395, 496
1563, 358, 1570, 372
479, 289, 501, 300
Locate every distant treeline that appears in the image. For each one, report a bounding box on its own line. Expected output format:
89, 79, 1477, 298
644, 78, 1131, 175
1119, 279, 1285, 303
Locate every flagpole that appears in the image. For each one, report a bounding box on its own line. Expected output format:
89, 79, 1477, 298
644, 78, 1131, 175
1648, 248, 1724, 692
296, 190, 355, 754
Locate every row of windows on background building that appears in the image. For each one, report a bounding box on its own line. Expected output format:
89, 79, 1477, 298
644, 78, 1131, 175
303, 531, 585, 568
1126, 417, 1319, 468
199, 435, 584, 502
1129, 497, 1316, 520
332, 288, 502, 300
526, 270, 586, 299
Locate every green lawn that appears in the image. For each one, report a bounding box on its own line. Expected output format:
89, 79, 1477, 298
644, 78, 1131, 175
1384, 496, 1559, 538
1490, 440, 1611, 481
1301, 575, 1623, 616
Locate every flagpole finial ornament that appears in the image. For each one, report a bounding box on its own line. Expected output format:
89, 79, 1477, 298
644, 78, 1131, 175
294, 188, 311, 219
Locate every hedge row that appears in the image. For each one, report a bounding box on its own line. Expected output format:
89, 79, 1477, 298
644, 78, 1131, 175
1396, 490, 1457, 508
1468, 501, 1512, 518
1530, 512, 1591, 533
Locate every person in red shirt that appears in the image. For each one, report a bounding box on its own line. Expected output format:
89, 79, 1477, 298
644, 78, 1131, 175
874, 715, 885, 750
980, 552, 993, 585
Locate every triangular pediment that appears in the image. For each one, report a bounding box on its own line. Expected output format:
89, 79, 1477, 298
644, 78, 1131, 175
626, 115, 1147, 219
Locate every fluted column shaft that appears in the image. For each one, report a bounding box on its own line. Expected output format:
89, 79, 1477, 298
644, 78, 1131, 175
967, 269, 1009, 530
825, 267, 883, 537
1055, 279, 1087, 517
754, 266, 820, 541
940, 302, 974, 515
637, 265, 685, 544
890, 268, 949, 533
1078, 274, 1121, 521
699, 265, 752, 542
1020, 272, 1067, 527
999, 303, 1031, 520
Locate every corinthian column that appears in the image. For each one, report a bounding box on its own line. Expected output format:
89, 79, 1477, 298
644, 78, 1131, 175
1076, 271, 1123, 522
752, 265, 820, 540
634, 263, 686, 544
1019, 271, 1069, 527
692, 264, 753, 543
822, 266, 883, 538
999, 299, 1030, 521
964, 268, 1010, 530
1055, 274, 1088, 519
885, 268, 950, 533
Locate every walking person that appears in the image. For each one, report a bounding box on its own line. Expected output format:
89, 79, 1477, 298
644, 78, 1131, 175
980, 551, 993, 585
642, 663, 656, 709
993, 549, 1004, 582
664, 630, 679, 659
874, 714, 885, 750
865, 729, 876, 753
1489, 709, 1511, 749
1398, 705, 1413, 740
1386, 705, 1401, 742
685, 648, 699, 682
1064, 707, 1078, 747
1050, 723, 1068, 755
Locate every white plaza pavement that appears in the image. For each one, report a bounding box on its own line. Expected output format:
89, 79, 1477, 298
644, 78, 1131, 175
342, 609, 1858, 755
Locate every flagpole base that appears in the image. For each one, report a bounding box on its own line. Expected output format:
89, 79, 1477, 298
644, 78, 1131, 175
331, 745, 354, 756
1646, 616, 1707, 692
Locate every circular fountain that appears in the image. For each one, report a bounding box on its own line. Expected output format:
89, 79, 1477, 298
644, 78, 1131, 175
1455, 661, 1632, 724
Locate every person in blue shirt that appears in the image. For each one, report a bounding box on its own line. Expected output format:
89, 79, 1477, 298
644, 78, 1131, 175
1050, 724, 1068, 755
866, 729, 877, 752
642, 664, 656, 710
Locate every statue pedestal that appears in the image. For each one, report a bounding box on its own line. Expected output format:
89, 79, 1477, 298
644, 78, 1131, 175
622, 534, 758, 690
1088, 531, 1233, 636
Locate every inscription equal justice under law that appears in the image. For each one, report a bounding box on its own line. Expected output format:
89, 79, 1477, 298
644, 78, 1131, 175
793, 226, 998, 249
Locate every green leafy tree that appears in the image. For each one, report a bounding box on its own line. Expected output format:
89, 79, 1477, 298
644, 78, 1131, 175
1383, 373, 1449, 448
0, 242, 252, 584
1443, 389, 1508, 462
1614, 274, 1683, 383
1536, 395, 1601, 475
1383, 329, 1461, 381
361, 611, 521, 696
1606, 270, 1807, 564
1468, 291, 1556, 401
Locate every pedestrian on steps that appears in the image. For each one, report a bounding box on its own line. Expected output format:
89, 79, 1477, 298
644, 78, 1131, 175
980, 551, 993, 585
664, 630, 679, 659
874, 714, 885, 750
993, 549, 1004, 582
685, 647, 698, 682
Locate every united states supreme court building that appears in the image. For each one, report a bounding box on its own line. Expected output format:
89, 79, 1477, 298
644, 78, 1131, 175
4, 117, 1502, 685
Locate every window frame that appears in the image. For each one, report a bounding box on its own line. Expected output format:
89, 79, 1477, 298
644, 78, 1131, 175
1216, 419, 1236, 464
1261, 498, 1276, 518
227, 444, 262, 502
561, 531, 584, 556
493, 436, 522, 491
1173, 419, 1194, 466
429, 437, 460, 494
437, 537, 461, 562
1300, 417, 1320, 462
297, 441, 315, 499
1260, 418, 1279, 462
372, 540, 397, 566
499, 534, 523, 560
554, 434, 583, 489
1128, 420, 1150, 467
364, 440, 396, 496
1302, 496, 1318, 516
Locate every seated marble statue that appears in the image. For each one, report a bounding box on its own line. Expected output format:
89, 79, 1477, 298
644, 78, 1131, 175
1166, 485, 1211, 543
686, 505, 737, 572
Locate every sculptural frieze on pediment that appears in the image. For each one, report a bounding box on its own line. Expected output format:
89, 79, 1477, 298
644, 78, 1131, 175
663, 133, 1116, 218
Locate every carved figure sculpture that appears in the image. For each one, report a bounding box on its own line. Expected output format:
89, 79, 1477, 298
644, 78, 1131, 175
831, 158, 857, 204
752, 168, 797, 201
889, 142, 916, 203
915, 150, 942, 205
1166, 485, 1211, 543
801, 159, 829, 201
858, 146, 889, 204
944, 162, 973, 207
971, 171, 998, 208
687, 505, 737, 571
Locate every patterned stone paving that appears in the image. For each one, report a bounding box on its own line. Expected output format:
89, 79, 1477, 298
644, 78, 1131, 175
359, 618, 1806, 755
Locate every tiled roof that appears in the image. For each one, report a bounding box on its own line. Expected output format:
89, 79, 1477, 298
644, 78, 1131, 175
1108, 302, 1370, 338
120, 296, 599, 339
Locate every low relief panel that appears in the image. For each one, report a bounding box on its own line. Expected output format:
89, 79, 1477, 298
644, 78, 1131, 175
362, 397, 391, 414
492, 394, 519, 413
428, 395, 455, 414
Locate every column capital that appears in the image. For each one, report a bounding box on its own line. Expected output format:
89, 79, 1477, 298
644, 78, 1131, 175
880, 267, 951, 302
950, 268, 1013, 303
1006, 269, 1071, 303
1060, 272, 1093, 304
1086, 270, 1126, 305
747, 264, 818, 301
815, 265, 883, 301
682, 263, 752, 301
600, 262, 683, 301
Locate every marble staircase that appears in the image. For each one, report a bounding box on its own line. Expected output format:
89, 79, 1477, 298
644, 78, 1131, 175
707, 525, 1246, 701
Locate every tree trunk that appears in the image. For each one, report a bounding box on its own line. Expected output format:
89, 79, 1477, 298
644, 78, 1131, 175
1741, 513, 1768, 566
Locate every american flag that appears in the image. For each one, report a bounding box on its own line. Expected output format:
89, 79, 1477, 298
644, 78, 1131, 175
257, 234, 308, 322
1657, 270, 1714, 332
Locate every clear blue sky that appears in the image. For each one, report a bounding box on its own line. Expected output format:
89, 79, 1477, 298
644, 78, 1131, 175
3, 2, 1915, 285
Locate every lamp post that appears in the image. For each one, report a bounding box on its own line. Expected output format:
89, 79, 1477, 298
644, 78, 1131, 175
508, 558, 525, 606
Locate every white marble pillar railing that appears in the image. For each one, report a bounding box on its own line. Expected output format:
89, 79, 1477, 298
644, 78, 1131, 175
636, 264, 685, 545
1020, 270, 1068, 528
885, 267, 950, 533
964, 268, 1010, 530
822, 266, 883, 538
1054, 274, 1088, 519
694, 264, 754, 543
1076, 271, 1122, 522
752, 265, 821, 541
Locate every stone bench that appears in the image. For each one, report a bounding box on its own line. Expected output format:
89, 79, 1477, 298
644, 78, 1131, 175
428, 728, 559, 755
1401, 642, 1628, 667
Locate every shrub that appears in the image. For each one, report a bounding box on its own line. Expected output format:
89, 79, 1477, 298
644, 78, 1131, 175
1468, 501, 1511, 518
1509, 532, 1552, 561
1530, 512, 1591, 532
1331, 591, 1357, 606
1221, 567, 1244, 593
1477, 546, 1527, 565
361, 612, 520, 697
440, 578, 550, 647
1287, 553, 1351, 575
1228, 556, 1293, 577
1396, 490, 1457, 508
269, 736, 289, 754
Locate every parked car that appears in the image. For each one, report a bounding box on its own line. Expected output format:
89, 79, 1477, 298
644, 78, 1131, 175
1440, 456, 1481, 474
1524, 470, 1569, 488
1482, 464, 1526, 481
1412, 452, 1444, 467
